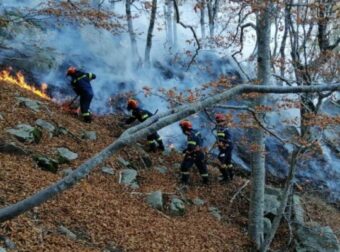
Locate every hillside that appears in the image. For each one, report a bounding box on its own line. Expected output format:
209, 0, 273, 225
0, 79, 339, 251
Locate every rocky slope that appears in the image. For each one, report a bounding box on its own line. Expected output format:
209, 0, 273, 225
0, 80, 339, 251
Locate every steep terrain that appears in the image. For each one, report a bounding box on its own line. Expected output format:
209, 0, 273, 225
0, 79, 339, 251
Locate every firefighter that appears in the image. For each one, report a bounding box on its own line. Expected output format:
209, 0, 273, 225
179, 120, 209, 185
125, 99, 165, 152
214, 113, 234, 182
66, 66, 96, 123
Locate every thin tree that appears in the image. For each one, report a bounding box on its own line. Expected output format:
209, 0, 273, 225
126, 0, 141, 63
248, 0, 273, 249
145, 0, 158, 65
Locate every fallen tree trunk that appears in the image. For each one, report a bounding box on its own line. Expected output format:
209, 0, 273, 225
0, 83, 339, 222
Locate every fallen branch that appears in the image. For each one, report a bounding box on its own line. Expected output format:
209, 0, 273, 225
229, 180, 250, 206
0, 83, 339, 222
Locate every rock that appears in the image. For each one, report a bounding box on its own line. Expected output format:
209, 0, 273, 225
0, 140, 28, 155
16, 97, 43, 112
35, 119, 56, 135
173, 163, 181, 170
6, 124, 42, 143
170, 197, 185, 216
192, 197, 205, 206
4, 237, 16, 249
119, 169, 138, 188
57, 147, 78, 163
0, 247, 6, 252
263, 218, 272, 236
102, 242, 123, 252
264, 194, 280, 216
293, 195, 305, 224
58, 226, 77, 240
155, 166, 168, 174
208, 207, 222, 221
61, 168, 73, 177
0, 113, 4, 120
101, 167, 114, 175
296, 224, 340, 252
117, 157, 131, 168
33, 155, 58, 173
81, 131, 97, 140
135, 145, 152, 168
265, 186, 282, 199
146, 191, 163, 210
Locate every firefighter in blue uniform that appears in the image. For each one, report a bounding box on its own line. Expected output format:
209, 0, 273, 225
215, 113, 234, 181
179, 120, 209, 185
66, 66, 96, 123
125, 99, 165, 152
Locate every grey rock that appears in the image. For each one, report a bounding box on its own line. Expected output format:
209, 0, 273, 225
135, 145, 153, 168
155, 166, 168, 174
6, 124, 42, 143
0, 140, 28, 155
102, 167, 114, 175
33, 155, 58, 173
263, 218, 272, 235
81, 131, 97, 140
0, 247, 6, 252
296, 224, 340, 252
61, 168, 73, 177
293, 195, 305, 224
57, 147, 78, 163
193, 198, 205, 206
117, 157, 130, 168
16, 97, 43, 112
130, 183, 140, 190
4, 238, 15, 249
264, 194, 280, 216
208, 207, 222, 221
35, 119, 56, 135
173, 163, 181, 170
120, 169, 138, 188
265, 186, 282, 199
170, 197, 185, 216
146, 191, 163, 210
102, 242, 123, 252
58, 226, 77, 240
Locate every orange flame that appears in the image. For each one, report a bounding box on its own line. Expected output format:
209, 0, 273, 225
0, 69, 50, 100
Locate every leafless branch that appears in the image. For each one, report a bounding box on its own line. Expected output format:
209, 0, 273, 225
173, 0, 201, 71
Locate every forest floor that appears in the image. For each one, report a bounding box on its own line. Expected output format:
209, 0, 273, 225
0, 80, 339, 251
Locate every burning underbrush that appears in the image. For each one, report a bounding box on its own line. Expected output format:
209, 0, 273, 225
0, 74, 339, 251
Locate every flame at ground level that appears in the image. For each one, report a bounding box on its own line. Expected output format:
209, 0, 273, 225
0, 69, 50, 100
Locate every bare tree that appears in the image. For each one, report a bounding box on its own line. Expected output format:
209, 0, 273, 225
126, 0, 141, 63
165, 0, 173, 47
144, 0, 158, 65
207, 0, 220, 38
0, 82, 339, 223
199, 0, 206, 40
248, 1, 273, 248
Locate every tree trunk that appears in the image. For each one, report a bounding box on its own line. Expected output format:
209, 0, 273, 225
173, 1, 178, 50
260, 147, 302, 252
248, 1, 272, 249
200, 0, 206, 40
126, 0, 140, 63
144, 0, 158, 65
0, 83, 339, 223
207, 0, 219, 39
165, 0, 173, 47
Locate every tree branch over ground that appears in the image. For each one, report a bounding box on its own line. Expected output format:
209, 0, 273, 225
0, 83, 339, 222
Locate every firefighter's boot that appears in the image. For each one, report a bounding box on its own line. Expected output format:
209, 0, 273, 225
157, 139, 165, 151
83, 112, 92, 123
